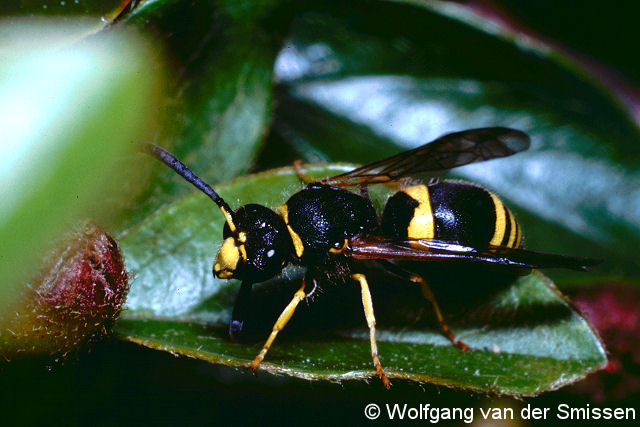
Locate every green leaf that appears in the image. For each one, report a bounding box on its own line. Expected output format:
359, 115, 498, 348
116, 165, 606, 395
394, 0, 640, 126
272, 4, 640, 282
114, 0, 297, 229
0, 22, 161, 312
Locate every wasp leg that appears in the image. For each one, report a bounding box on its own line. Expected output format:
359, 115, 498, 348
378, 261, 469, 351
351, 273, 391, 389
229, 281, 253, 340
293, 160, 314, 184
416, 275, 469, 351
249, 281, 307, 372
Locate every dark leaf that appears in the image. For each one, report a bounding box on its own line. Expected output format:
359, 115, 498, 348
272, 4, 640, 281
116, 165, 606, 395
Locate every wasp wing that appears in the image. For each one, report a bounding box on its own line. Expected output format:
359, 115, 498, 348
346, 236, 601, 271
322, 127, 530, 187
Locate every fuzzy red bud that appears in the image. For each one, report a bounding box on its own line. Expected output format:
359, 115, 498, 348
1, 223, 129, 361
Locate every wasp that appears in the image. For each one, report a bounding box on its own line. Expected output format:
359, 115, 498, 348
146, 127, 599, 388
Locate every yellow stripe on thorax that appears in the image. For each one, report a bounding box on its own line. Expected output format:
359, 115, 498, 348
403, 185, 434, 239
488, 192, 507, 246
279, 204, 305, 258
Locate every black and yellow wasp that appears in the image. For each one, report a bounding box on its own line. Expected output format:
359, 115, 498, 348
146, 127, 599, 388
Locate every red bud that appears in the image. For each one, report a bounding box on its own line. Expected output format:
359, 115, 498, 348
1, 223, 129, 361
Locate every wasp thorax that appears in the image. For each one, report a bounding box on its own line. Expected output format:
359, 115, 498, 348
213, 204, 294, 283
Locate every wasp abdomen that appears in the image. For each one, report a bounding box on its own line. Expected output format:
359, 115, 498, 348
381, 181, 521, 248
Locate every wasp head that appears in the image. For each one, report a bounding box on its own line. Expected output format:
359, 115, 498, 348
213, 204, 293, 282
143, 145, 294, 284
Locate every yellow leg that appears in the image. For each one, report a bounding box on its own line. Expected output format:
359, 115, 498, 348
293, 160, 314, 184
249, 282, 306, 372
352, 273, 391, 389
411, 274, 469, 351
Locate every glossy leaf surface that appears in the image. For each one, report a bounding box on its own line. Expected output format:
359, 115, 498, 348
115, 0, 296, 229
117, 165, 606, 396
272, 3, 640, 282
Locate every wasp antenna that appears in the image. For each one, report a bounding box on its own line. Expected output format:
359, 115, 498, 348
144, 143, 237, 231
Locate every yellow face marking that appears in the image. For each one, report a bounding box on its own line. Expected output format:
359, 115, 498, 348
234, 231, 248, 261
403, 185, 434, 239
279, 204, 305, 258
220, 207, 236, 233
213, 237, 239, 279
506, 209, 517, 248
329, 239, 349, 254
488, 192, 507, 246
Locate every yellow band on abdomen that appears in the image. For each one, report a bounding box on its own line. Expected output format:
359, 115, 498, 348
489, 192, 507, 246
403, 185, 434, 240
